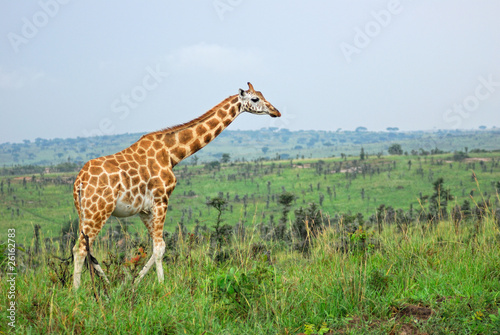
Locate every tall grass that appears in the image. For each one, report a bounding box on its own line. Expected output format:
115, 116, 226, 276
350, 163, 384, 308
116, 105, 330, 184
2, 212, 499, 334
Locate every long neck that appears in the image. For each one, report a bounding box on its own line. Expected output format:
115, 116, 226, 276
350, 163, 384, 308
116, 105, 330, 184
153, 94, 241, 166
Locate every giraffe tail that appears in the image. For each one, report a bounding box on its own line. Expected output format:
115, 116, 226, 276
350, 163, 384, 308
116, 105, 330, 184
72, 182, 84, 255
77, 182, 87, 241
78, 182, 84, 224
78, 183, 94, 265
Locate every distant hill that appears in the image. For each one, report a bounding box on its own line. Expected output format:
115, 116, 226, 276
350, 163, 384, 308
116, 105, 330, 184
1, 128, 499, 167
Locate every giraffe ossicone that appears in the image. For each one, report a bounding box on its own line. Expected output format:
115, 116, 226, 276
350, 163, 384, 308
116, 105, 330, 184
72, 82, 280, 289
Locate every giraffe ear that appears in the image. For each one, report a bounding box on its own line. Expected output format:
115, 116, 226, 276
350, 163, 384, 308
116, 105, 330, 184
239, 88, 246, 97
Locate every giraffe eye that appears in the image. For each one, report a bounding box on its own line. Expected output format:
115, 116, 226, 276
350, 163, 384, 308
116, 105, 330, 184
251, 97, 259, 102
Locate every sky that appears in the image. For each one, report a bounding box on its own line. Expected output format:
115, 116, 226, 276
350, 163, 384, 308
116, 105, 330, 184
1, 0, 500, 144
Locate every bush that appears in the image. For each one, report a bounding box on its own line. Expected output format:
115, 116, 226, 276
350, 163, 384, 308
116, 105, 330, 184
452, 151, 469, 161
388, 144, 403, 155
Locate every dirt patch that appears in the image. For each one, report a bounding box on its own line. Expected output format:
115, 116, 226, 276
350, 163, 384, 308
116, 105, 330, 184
465, 157, 490, 162
396, 304, 433, 321
445, 157, 491, 164
340, 167, 355, 173
386, 304, 433, 335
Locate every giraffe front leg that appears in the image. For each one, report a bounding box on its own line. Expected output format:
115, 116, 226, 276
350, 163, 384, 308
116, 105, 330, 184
135, 252, 158, 284
154, 239, 166, 282
134, 240, 165, 284
135, 239, 165, 284
137, 203, 167, 284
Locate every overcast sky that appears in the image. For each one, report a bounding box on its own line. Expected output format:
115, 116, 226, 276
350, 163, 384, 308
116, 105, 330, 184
1, 0, 500, 144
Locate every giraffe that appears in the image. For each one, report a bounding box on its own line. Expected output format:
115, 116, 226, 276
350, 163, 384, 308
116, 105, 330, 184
72, 82, 280, 289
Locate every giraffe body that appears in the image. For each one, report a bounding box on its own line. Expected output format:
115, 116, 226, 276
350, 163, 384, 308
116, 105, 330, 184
72, 83, 280, 289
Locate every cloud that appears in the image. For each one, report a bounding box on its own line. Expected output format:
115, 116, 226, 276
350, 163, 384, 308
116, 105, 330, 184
166, 43, 265, 73
0, 67, 45, 89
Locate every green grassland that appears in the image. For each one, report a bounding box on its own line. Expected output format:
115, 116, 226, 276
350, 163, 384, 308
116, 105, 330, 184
1, 151, 499, 241
1, 131, 500, 334
1, 214, 499, 333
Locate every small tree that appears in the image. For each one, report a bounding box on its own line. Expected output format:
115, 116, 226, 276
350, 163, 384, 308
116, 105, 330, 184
429, 178, 453, 221
319, 193, 325, 206
388, 144, 403, 155
452, 151, 469, 162
278, 192, 295, 225
205, 161, 220, 171
221, 153, 230, 163
274, 192, 296, 241
293, 202, 325, 249
206, 197, 228, 249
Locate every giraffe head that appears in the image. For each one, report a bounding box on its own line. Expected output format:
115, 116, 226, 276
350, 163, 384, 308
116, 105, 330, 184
239, 82, 281, 118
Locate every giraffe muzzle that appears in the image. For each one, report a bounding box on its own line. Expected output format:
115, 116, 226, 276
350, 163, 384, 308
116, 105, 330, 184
270, 109, 281, 118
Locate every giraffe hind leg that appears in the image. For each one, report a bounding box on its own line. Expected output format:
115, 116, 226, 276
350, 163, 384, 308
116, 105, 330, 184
80, 231, 111, 284
73, 229, 110, 289
73, 242, 85, 290
73, 242, 110, 289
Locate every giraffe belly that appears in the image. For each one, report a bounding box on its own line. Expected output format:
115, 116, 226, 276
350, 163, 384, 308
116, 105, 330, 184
112, 191, 154, 218
112, 200, 140, 217
112, 195, 142, 217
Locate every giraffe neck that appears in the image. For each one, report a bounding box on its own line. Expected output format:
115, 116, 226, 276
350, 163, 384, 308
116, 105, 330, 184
145, 94, 242, 167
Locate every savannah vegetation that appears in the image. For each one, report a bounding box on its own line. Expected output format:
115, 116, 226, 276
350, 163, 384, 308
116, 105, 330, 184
1, 129, 500, 334
1, 128, 499, 166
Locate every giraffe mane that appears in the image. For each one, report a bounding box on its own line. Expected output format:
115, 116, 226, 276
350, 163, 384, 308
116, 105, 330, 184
148, 94, 238, 136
